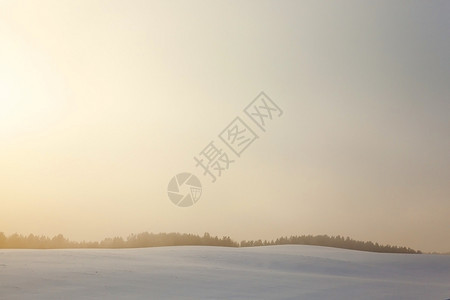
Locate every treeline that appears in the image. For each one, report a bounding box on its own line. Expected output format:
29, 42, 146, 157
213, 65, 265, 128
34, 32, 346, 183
0, 232, 238, 249
0, 232, 421, 254
240, 235, 421, 254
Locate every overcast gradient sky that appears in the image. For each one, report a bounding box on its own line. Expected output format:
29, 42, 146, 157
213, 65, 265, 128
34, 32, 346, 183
0, 0, 449, 252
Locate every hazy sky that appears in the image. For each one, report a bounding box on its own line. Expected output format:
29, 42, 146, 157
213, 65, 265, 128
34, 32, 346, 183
1, 1, 449, 252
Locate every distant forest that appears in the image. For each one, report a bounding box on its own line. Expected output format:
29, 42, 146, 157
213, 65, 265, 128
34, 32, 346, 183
0, 232, 421, 254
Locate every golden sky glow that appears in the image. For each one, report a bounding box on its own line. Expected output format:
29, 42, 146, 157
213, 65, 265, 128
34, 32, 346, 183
1, 1, 449, 252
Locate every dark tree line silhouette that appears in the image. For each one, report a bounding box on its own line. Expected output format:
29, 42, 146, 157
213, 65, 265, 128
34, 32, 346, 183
240, 235, 421, 254
0, 232, 421, 254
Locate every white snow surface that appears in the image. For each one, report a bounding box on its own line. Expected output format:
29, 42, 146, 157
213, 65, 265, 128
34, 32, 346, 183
0, 245, 449, 299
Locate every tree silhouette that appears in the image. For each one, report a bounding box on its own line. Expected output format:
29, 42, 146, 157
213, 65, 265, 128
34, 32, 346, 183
0, 231, 421, 254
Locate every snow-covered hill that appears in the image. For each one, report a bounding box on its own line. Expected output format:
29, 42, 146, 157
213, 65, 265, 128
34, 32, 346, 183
0, 245, 449, 299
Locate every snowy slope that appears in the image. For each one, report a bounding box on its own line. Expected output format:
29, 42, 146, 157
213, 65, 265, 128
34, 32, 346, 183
0, 245, 449, 300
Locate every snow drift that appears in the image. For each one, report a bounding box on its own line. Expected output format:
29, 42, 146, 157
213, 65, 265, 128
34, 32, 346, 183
1, 245, 449, 299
